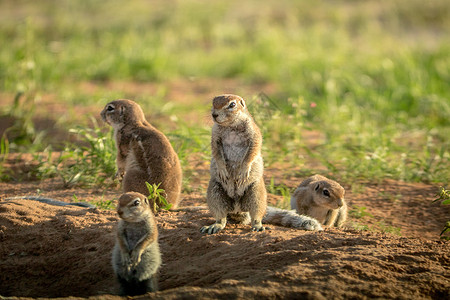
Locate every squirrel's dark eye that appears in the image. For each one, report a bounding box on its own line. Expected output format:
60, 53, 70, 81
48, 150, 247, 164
107, 105, 115, 111
228, 102, 236, 109
323, 189, 330, 197
133, 199, 140, 206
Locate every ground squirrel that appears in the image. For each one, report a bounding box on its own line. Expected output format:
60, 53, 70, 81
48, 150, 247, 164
290, 175, 347, 227
201, 94, 322, 234
112, 192, 161, 295
101, 99, 182, 209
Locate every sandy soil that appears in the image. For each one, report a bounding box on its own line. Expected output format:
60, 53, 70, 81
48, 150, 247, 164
0, 173, 449, 299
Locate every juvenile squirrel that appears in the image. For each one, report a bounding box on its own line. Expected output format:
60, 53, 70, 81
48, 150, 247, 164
290, 175, 347, 227
201, 94, 322, 234
101, 99, 182, 208
111, 192, 161, 295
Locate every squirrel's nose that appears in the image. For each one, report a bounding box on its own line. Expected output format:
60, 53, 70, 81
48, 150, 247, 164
212, 113, 218, 119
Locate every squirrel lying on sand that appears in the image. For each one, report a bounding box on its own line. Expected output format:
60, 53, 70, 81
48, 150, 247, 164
291, 175, 347, 227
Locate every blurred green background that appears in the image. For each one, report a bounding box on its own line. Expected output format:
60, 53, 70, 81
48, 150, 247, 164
0, 0, 448, 186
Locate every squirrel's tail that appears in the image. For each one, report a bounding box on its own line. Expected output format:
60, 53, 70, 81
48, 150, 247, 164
263, 206, 323, 231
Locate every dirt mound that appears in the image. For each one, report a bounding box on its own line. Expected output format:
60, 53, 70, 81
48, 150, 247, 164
0, 199, 448, 299
0, 200, 117, 297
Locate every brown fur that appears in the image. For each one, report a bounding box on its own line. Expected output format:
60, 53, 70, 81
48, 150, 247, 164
101, 99, 182, 209
290, 175, 347, 227
201, 94, 267, 234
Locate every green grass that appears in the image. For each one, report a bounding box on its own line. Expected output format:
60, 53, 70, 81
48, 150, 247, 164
30, 119, 117, 188
0, 0, 448, 186
349, 206, 373, 219
266, 177, 292, 209
434, 187, 450, 239
378, 222, 402, 236
349, 221, 402, 236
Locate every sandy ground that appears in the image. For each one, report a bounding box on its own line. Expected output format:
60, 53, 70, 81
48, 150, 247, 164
0, 176, 449, 299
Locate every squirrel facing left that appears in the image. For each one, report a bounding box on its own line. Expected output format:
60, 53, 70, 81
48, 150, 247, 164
112, 192, 161, 296
101, 99, 182, 209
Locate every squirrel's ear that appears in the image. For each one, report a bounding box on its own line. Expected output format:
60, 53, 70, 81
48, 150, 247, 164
314, 183, 320, 191
239, 99, 245, 108
143, 197, 149, 205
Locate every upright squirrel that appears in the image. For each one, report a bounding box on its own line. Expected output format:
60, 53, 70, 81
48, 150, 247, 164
112, 192, 161, 295
291, 175, 347, 227
201, 94, 322, 234
101, 99, 182, 208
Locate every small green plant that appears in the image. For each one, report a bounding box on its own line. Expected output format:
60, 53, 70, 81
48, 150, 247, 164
433, 187, 450, 240
378, 191, 403, 203
267, 177, 291, 209
349, 221, 370, 232
378, 222, 402, 236
349, 206, 373, 219
146, 182, 172, 211
434, 187, 450, 205
0, 134, 10, 180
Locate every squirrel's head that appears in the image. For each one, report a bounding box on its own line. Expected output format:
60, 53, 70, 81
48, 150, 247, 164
100, 99, 146, 129
312, 179, 345, 209
117, 192, 154, 222
211, 94, 248, 126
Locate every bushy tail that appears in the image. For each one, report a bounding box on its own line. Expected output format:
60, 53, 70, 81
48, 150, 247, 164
263, 206, 323, 231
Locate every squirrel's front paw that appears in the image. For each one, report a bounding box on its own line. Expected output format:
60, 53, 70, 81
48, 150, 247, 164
130, 251, 142, 269
218, 168, 229, 182
237, 165, 251, 183
121, 253, 132, 271
200, 223, 225, 234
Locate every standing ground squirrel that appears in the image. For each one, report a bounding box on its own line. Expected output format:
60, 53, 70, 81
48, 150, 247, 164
290, 175, 347, 227
101, 99, 182, 208
201, 94, 322, 234
201, 94, 267, 234
112, 192, 161, 295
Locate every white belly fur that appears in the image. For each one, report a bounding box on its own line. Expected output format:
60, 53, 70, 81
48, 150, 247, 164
222, 131, 247, 163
